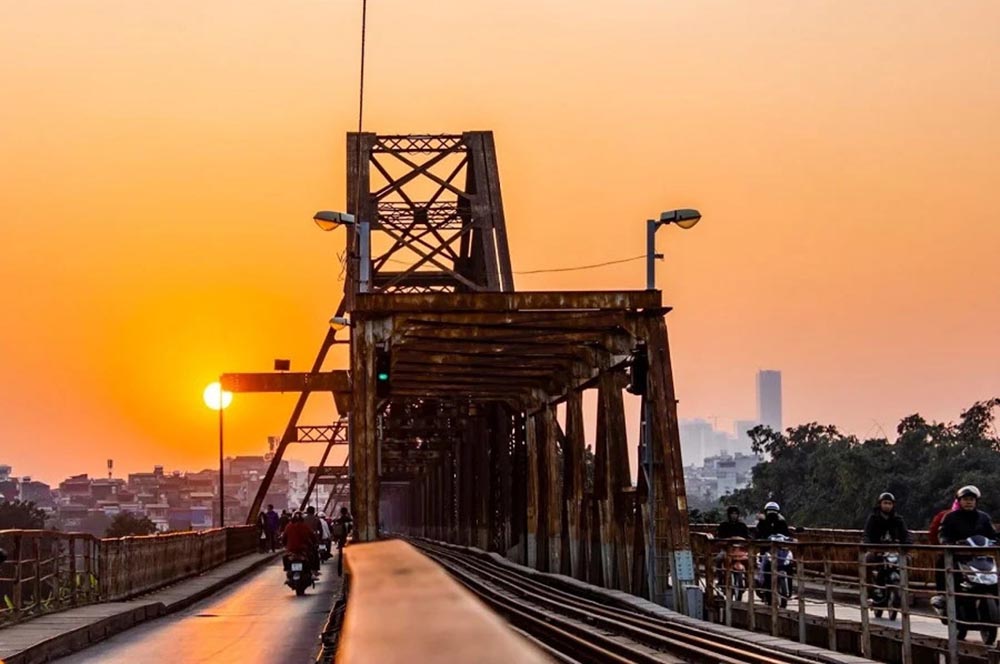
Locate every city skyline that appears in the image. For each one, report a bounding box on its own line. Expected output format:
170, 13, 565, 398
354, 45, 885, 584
2, 2, 998, 482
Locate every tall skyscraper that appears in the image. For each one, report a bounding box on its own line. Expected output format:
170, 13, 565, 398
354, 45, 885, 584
756, 370, 783, 431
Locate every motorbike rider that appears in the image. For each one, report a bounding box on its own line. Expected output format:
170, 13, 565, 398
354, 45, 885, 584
332, 506, 354, 577
863, 492, 912, 545
282, 511, 318, 573
862, 492, 911, 586
940, 486, 996, 544
303, 506, 323, 576
714, 506, 750, 582
932, 485, 997, 611
754, 501, 791, 540
718, 506, 751, 540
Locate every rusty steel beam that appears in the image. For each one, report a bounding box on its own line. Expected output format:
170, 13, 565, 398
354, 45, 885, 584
354, 290, 662, 314
221, 371, 349, 394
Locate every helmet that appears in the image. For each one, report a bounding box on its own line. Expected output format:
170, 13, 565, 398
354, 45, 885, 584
878, 492, 895, 503
957, 485, 981, 499
764, 501, 780, 513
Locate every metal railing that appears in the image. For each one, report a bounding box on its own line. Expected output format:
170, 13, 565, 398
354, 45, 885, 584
692, 532, 1000, 663
0, 526, 257, 626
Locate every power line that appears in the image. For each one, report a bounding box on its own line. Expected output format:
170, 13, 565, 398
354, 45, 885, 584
380, 254, 647, 275
514, 254, 646, 275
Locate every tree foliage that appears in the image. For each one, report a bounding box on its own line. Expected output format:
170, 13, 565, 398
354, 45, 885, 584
105, 512, 158, 538
725, 399, 1000, 530
0, 500, 48, 530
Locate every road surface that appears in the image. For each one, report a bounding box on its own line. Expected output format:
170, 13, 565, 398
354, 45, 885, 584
57, 558, 342, 663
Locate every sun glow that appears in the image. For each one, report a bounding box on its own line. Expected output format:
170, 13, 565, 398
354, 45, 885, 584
203, 382, 233, 411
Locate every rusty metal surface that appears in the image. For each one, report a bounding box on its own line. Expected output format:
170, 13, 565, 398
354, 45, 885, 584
353, 290, 663, 314
220, 371, 349, 394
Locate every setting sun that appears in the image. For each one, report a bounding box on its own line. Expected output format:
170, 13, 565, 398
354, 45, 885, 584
202, 381, 233, 411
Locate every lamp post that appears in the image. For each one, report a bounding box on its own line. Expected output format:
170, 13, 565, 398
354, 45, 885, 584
314, 210, 371, 293
645, 208, 702, 290
203, 381, 233, 527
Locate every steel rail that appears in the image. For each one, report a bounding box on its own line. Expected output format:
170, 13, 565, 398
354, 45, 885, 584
412, 540, 821, 664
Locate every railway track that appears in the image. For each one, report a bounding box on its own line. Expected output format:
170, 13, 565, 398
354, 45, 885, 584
410, 539, 838, 664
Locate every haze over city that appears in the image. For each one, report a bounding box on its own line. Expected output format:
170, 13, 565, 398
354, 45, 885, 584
2, 1, 998, 484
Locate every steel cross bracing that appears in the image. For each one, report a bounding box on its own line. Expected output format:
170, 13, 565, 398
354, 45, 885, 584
343, 131, 514, 308
239, 131, 694, 613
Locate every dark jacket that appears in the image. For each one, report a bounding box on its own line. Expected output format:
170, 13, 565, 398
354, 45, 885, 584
717, 520, 751, 539
754, 513, 791, 539
264, 509, 280, 533
940, 508, 997, 544
862, 508, 912, 544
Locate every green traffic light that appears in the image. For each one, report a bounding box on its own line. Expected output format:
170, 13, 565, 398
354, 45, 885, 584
377, 372, 389, 381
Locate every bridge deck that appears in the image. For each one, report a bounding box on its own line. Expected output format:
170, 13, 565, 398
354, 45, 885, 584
0, 552, 276, 664
52, 558, 340, 664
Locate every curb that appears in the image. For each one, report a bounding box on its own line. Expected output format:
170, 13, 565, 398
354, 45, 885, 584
3, 553, 280, 664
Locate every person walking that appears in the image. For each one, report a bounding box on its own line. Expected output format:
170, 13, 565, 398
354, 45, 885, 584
263, 504, 281, 553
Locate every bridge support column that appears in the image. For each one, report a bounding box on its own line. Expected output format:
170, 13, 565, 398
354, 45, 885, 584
525, 411, 540, 569
458, 434, 474, 546
350, 323, 379, 542
644, 318, 692, 609
473, 417, 491, 551
563, 391, 586, 580
444, 451, 456, 543
537, 405, 561, 573
490, 406, 512, 555
595, 370, 631, 591
509, 412, 528, 565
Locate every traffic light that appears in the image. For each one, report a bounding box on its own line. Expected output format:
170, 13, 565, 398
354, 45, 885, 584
626, 344, 648, 396
375, 346, 391, 398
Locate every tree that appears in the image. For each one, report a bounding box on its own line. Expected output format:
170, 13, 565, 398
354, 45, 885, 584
0, 500, 48, 530
77, 512, 112, 538
723, 399, 1000, 530
105, 512, 158, 538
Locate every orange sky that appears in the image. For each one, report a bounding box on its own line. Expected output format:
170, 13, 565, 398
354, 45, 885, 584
2, 1, 998, 484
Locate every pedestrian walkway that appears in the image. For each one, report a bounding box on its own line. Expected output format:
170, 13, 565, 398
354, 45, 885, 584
0, 552, 277, 664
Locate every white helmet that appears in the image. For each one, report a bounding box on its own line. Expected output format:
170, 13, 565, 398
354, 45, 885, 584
764, 501, 780, 513
957, 485, 981, 499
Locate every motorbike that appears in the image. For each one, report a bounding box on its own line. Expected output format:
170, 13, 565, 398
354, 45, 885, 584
932, 535, 999, 644
755, 534, 796, 608
715, 538, 750, 601
869, 551, 902, 620
284, 553, 314, 596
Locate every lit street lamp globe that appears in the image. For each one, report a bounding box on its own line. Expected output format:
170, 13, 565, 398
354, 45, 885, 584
203, 381, 233, 410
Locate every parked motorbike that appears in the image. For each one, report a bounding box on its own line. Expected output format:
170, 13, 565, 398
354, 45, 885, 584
284, 553, 314, 596
932, 536, 999, 644
869, 551, 902, 620
755, 534, 796, 608
715, 539, 750, 601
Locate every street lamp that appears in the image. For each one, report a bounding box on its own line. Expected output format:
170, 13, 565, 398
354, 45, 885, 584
203, 381, 233, 527
329, 315, 351, 332
646, 208, 701, 290
313, 211, 356, 231
314, 210, 371, 293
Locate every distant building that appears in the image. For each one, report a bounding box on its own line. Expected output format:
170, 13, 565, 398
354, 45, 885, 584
683, 451, 762, 503
756, 370, 783, 432
734, 419, 758, 454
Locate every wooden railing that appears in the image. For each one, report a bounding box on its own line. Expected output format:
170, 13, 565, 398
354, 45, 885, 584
0, 525, 257, 626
